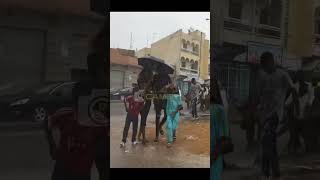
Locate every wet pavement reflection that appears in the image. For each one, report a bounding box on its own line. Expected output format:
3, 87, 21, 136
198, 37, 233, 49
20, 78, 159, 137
110, 103, 210, 168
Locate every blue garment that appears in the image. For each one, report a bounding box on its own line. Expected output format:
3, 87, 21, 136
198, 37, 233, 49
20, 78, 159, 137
166, 94, 181, 144
211, 104, 229, 180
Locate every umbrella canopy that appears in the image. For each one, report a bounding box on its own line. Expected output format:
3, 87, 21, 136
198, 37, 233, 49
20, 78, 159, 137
138, 56, 174, 74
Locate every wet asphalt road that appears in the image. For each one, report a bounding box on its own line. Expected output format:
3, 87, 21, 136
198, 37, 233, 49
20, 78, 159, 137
110, 102, 210, 168
222, 119, 320, 179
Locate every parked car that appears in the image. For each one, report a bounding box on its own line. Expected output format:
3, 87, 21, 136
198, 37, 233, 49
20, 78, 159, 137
0, 82, 76, 122
111, 87, 133, 100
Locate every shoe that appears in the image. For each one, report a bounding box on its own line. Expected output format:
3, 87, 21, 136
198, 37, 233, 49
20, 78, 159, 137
167, 143, 172, 148
132, 141, 138, 145
195, 116, 199, 120
120, 142, 125, 148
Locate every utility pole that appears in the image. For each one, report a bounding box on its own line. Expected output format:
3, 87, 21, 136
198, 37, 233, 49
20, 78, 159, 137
130, 32, 133, 50
146, 33, 149, 48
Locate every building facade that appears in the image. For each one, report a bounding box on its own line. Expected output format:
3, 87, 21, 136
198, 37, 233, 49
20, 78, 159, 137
137, 29, 209, 95
211, 0, 315, 105
0, 1, 104, 90
110, 48, 142, 89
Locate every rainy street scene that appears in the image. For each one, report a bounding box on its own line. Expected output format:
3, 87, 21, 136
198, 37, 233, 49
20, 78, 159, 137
110, 12, 210, 168
0, 1, 106, 180
211, 0, 320, 179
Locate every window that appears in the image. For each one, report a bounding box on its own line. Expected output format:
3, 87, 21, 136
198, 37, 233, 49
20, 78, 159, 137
229, 0, 242, 19
187, 41, 191, 50
182, 39, 187, 49
35, 83, 60, 94
52, 83, 75, 97
259, 0, 281, 27
194, 61, 198, 70
190, 61, 198, 70
181, 57, 186, 68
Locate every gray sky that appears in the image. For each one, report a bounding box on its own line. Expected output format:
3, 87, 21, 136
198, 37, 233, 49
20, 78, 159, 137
110, 12, 210, 51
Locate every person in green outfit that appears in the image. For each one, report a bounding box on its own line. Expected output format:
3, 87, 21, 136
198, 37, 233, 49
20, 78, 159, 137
211, 78, 229, 180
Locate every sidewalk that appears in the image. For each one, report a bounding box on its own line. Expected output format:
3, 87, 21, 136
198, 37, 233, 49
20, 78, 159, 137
223, 154, 320, 180
0, 121, 42, 132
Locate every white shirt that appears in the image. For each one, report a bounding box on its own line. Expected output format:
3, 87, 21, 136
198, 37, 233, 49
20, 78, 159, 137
285, 81, 315, 119
256, 68, 294, 123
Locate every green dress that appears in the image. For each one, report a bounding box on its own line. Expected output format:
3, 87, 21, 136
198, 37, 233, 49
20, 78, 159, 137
166, 94, 182, 144
211, 104, 229, 180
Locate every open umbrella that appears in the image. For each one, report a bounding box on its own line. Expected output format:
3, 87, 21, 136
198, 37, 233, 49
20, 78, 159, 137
138, 56, 174, 74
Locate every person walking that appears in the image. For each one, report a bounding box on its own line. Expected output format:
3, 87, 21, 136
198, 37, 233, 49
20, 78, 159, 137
120, 88, 145, 147
152, 72, 171, 142
137, 69, 153, 144
211, 78, 229, 180
189, 78, 201, 119
165, 84, 183, 148
255, 52, 295, 180
285, 71, 314, 154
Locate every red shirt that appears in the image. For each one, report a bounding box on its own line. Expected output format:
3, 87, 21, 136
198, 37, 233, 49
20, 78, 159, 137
126, 96, 144, 116
48, 107, 107, 176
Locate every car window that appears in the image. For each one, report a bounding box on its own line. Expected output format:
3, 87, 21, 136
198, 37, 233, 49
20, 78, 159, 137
35, 83, 60, 94
52, 83, 75, 97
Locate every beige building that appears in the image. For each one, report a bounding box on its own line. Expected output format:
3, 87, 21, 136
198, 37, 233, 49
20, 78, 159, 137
137, 29, 210, 81
110, 48, 142, 90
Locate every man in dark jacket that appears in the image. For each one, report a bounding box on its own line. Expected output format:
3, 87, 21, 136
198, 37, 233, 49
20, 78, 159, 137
152, 72, 171, 142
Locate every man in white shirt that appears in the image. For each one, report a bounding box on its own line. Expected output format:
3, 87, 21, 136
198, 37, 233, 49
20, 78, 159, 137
255, 52, 295, 180
285, 71, 314, 154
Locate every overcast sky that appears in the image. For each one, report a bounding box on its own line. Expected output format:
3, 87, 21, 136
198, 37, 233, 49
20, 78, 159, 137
110, 12, 210, 51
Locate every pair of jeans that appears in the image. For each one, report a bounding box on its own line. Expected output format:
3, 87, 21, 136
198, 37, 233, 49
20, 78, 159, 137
191, 97, 198, 118
261, 113, 280, 178
140, 100, 151, 127
154, 100, 166, 140
122, 112, 138, 143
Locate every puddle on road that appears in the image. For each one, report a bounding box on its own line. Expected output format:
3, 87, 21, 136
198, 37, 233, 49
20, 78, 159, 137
145, 119, 210, 156
111, 115, 210, 168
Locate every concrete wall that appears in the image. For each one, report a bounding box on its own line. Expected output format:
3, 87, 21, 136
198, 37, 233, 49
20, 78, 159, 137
136, 48, 151, 58
287, 0, 314, 57
110, 64, 142, 89
150, 30, 181, 66
147, 29, 209, 80
200, 39, 210, 80
0, 7, 104, 84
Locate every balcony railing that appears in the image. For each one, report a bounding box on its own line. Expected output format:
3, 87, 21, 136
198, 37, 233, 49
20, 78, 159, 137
224, 18, 253, 32
181, 48, 199, 56
255, 24, 281, 38
180, 67, 198, 74
223, 17, 281, 39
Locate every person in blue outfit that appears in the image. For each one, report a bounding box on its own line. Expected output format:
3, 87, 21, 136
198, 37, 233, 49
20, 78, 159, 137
211, 78, 229, 180
165, 84, 183, 148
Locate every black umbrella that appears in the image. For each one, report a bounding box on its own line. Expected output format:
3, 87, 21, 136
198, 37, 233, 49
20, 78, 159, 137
138, 56, 174, 74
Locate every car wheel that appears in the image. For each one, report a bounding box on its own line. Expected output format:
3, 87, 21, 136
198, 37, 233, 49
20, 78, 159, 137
33, 107, 47, 122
